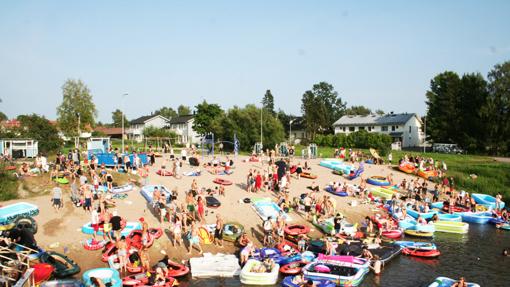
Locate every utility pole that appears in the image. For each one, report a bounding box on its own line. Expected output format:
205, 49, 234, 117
122, 93, 128, 153
260, 105, 263, 148
289, 119, 295, 144
76, 112, 80, 149
423, 117, 426, 153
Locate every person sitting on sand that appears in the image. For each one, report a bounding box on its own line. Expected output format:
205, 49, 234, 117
238, 232, 251, 247
240, 242, 254, 265
292, 273, 306, 285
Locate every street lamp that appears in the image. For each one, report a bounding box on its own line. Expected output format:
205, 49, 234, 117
289, 119, 295, 144
75, 112, 80, 149
122, 93, 128, 153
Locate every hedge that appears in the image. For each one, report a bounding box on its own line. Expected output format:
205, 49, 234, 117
313, 130, 393, 156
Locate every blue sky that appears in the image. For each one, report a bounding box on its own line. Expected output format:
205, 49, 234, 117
1, 0, 509, 122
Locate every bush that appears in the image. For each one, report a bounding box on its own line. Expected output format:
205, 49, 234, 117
314, 130, 392, 155
0, 163, 18, 201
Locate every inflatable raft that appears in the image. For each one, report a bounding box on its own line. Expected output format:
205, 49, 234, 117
213, 178, 233, 185
302, 256, 369, 287
402, 248, 441, 258
222, 222, 244, 242
471, 193, 505, 209
189, 253, 241, 278
40, 280, 85, 287
282, 275, 335, 287
437, 213, 462, 222
404, 229, 434, 238
458, 212, 493, 224
432, 221, 469, 234
398, 163, 416, 174
417, 169, 438, 180
395, 241, 437, 251
427, 276, 480, 287
252, 201, 291, 222
240, 259, 279, 285
367, 176, 390, 186
370, 187, 395, 200
406, 208, 438, 220
0, 202, 39, 225
111, 184, 134, 194
325, 186, 348, 197
82, 268, 121, 287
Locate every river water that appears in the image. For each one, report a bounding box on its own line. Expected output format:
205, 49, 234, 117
186, 224, 510, 287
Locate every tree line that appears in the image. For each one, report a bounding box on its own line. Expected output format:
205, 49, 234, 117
425, 61, 510, 154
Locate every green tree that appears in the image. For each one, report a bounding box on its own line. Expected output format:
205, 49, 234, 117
458, 73, 489, 152
111, 109, 128, 128
56, 79, 97, 137
345, 105, 372, 116
0, 111, 7, 121
301, 82, 346, 139
425, 72, 461, 144
375, 109, 385, 116
155, 107, 177, 119
17, 114, 62, 153
214, 105, 285, 151
262, 90, 275, 115
486, 61, 510, 154
177, 105, 191, 116
193, 100, 224, 135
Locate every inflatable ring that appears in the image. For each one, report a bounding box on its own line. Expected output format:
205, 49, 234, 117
381, 229, 402, 239
300, 172, 317, 179
279, 261, 307, 275
83, 239, 107, 251
156, 170, 173, 176
243, 198, 251, 203
55, 177, 69, 184
284, 224, 310, 236
5, 166, 17, 171
15, 216, 38, 234
213, 178, 232, 185
367, 176, 390, 186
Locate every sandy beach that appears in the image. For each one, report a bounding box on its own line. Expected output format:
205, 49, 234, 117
4, 155, 419, 277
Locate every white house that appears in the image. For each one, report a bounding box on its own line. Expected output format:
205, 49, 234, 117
333, 113, 424, 148
167, 115, 200, 145
127, 114, 169, 142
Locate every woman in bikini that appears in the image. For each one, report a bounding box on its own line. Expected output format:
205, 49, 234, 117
172, 215, 183, 247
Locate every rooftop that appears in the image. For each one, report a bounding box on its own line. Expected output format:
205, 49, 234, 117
333, 113, 420, 126
168, 115, 194, 124
130, 114, 167, 125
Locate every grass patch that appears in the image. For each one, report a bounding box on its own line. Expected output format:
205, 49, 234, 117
0, 163, 19, 201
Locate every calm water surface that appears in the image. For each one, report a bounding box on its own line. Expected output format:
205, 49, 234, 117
185, 224, 510, 287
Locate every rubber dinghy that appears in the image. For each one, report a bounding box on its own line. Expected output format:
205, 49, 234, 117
39, 251, 80, 278
427, 276, 480, 287
0, 202, 39, 225
240, 259, 279, 285
189, 253, 241, 278
252, 200, 291, 222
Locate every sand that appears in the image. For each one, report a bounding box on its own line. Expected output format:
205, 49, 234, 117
3, 155, 421, 276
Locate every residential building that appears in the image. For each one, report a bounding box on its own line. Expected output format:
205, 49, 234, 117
282, 116, 308, 144
333, 112, 424, 148
127, 114, 169, 142
167, 115, 200, 144
94, 127, 123, 139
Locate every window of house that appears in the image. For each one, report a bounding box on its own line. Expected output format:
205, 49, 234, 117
368, 126, 372, 131
359, 126, 365, 130
349, 127, 355, 132
409, 126, 411, 133
382, 126, 388, 132
392, 126, 396, 131
342, 127, 346, 132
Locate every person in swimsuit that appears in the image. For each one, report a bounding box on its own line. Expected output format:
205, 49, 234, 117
105, 172, 114, 192
187, 223, 203, 255
117, 236, 128, 273
214, 214, 224, 247
197, 196, 205, 224
172, 215, 183, 247
140, 247, 151, 272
